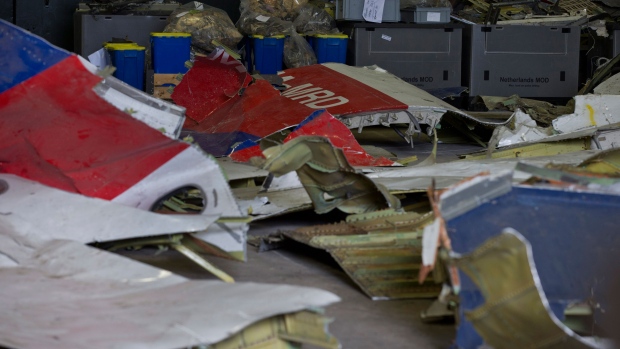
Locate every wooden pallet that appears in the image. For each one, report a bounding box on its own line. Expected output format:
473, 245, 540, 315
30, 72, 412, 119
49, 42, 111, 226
153, 73, 184, 100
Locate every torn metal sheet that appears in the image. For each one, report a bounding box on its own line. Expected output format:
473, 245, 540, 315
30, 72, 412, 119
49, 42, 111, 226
2, 20, 184, 139
493, 109, 556, 147
231, 110, 399, 167
453, 230, 603, 349
516, 162, 620, 190
578, 148, 620, 174
217, 157, 269, 190
258, 136, 401, 214
284, 209, 443, 300
171, 48, 252, 128
495, 95, 620, 149
210, 310, 340, 349
279, 63, 509, 135
368, 150, 599, 192
180, 77, 314, 157
175, 55, 507, 156
473, 95, 574, 126
0, 172, 247, 274
437, 173, 620, 349
0, 174, 220, 243
0, 223, 340, 349
553, 94, 620, 134
463, 138, 591, 160
234, 148, 599, 220
438, 171, 513, 221
0, 20, 248, 259
591, 128, 620, 150
234, 186, 313, 219
94, 71, 187, 138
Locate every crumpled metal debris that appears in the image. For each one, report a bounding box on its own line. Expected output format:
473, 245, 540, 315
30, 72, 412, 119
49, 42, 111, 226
255, 136, 402, 214
368, 150, 598, 192
283, 208, 444, 300
0, 19, 249, 260
231, 110, 399, 166
0, 221, 341, 349
492, 94, 620, 149
425, 168, 620, 349
472, 95, 574, 127
172, 50, 509, 157
453, 229, 602, 349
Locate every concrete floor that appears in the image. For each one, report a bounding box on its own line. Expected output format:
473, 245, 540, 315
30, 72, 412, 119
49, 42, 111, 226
117, 209, 457, 349
115, 133, 484, 348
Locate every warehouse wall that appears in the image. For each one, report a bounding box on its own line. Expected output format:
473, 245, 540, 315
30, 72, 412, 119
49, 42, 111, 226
182, 0, 241, 23
15, 0, 81, 51
11, 1, 241, 53
0, 0, 15, 23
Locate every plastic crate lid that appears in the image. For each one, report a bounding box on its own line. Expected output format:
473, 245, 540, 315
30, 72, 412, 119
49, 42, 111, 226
250, 34, 286, 39
104, 43, 146, 51
151, 32, 191, 37
314, 34, 349, 39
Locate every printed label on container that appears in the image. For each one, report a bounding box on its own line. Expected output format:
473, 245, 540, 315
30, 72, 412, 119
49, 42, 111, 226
256, 15, 270, 22
362, 0, 385, 23
427, 12, 441, 22
381, 34, 392, 41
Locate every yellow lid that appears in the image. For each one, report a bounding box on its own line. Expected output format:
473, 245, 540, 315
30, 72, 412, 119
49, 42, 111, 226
151, 32, 192, 37
251, 34, 286, 39
104, 43, 146, 51
314, 34, 349, 39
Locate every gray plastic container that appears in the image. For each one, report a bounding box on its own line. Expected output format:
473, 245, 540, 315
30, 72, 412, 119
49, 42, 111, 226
335, 0, 401, 22
401, 7, 450, 23
464, 24, 580, 99
342, 23, 463, 90
74, 5, 177, 57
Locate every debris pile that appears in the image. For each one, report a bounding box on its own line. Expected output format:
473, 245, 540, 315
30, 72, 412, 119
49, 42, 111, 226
4, 0, 620, 345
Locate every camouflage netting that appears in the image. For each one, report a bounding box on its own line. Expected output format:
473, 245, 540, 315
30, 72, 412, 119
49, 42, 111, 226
164, 2, 243, 52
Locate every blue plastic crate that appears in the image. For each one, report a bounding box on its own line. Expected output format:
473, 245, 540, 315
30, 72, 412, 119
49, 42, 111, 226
312, 34, 348, 64
251, 35, 285, 75
150, 32, 191, 74
305, 34, 315, 49
105, 42, 146, 90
